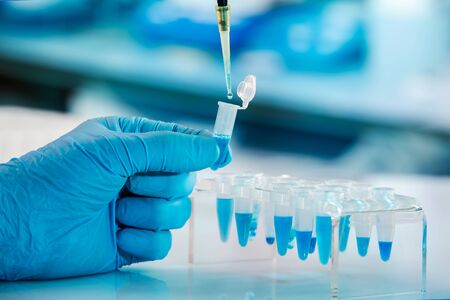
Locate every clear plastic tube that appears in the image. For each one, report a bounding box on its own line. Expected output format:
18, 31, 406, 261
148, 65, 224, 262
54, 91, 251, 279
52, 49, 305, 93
215, 173, 235, 242
233, 175, 255, 247
373, 187, 396, 262
291, 186, 316, 260
271, 183, 294, 256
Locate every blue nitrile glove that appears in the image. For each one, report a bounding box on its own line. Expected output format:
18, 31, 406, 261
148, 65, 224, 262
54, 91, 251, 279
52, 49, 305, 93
0, 117, 231, 281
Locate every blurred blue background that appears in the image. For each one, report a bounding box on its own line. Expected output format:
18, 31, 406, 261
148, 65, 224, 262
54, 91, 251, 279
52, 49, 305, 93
0, 0, 449, 175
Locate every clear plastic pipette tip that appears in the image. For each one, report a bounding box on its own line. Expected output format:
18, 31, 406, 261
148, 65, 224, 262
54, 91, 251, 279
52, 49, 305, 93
227, 91, 233, 100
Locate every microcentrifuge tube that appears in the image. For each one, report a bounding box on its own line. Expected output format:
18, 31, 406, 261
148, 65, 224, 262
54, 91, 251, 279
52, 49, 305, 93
324, 181, 354, 253
374, 187, 396, 262
315, 190, 342, 265
349, 183, 373, 257
233, 175, 255, 247
292, 186, 315, 260
316, 215, 332, 265
217, 197, 234, 242
235, 212, 252, 247
215, 173, 235, 242
264, 200, 276, 245
274, 215, 293, 256
212, 75, 256, 170
271, 183, 294, 256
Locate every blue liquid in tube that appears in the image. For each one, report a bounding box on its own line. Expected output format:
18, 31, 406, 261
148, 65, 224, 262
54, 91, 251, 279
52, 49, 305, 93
216, 198, 233, 242
357, 237, 370, 257
378, 241, 392, 262
213, 134, 230, 167
296, 230, 312, 260
287, 229, 295, 249
309, 237, 317, 253
235, 212, 252, 247
249, 202, 260, 239
266, 237, 275, 245
316, 216, 332, 265
339, 215, 351, 252
274, 216, 293, 256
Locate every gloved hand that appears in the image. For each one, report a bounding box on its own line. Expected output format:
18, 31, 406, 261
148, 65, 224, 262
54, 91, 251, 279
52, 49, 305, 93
0, 117, 230, 280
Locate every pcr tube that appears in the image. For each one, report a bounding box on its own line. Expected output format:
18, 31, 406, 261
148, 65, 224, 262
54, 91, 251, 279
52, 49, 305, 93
215, 173, 235, 242
212, 75, 256, 169
233, 175, 256, 247
271, 182, 295, 256
315, 189, 343, 265
260, 176, 277, 245
291, 186, 316, 260
241, 172, 264, 241
349, 183, 373, 257
373, 187, 396, 262
323, 184, 352, 253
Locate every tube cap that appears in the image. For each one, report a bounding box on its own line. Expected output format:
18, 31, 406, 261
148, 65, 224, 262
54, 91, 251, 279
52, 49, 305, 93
237, 75, 256, 109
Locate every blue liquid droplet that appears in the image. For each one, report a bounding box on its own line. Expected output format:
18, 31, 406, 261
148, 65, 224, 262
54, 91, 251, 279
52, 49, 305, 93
274, 216, 293, 256
213, 135, 230, 169
266, 237, 275, 245
339, 215, 351, 252
296, 230, 312, 260
316, 216, 332, 265
216, 198, 233, 242
309, 237, 316, 253
357, 237, 370, 257
235, 212, 252, 247
378, 241, 392, 262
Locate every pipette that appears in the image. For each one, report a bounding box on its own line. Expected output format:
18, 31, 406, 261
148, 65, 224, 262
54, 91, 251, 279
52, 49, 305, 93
215, 0, 233, 100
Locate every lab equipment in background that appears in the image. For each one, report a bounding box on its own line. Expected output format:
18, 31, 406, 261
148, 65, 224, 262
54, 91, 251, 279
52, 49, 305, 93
0, 0, 96, 30
215, 0, 233, 100
212, 75, 256, 168
193, 172, 427, 299
133, 1, 366, 73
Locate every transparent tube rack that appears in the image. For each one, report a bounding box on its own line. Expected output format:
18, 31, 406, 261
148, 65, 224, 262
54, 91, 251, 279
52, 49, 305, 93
193, 173, 427, 299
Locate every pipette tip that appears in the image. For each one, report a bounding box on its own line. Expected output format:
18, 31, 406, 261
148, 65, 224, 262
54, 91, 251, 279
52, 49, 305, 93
227, 91, 233, 100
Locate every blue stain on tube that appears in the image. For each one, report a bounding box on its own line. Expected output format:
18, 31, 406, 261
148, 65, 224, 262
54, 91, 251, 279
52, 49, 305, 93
316, 216, 332, 265
274, 216, 293, 256
216, 198, 233, 242
235, 212, 252, 247
309, 237, 316, 253
357, 237, 370, 257
296, 230, 312, 260
378, 241, 392, 262
339, 215, 351, 252
213, 134, 230, 168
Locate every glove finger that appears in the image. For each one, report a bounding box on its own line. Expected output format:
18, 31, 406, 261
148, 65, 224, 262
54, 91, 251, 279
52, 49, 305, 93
211, 145, 232, 170
117, 228, 171, 264
116, 196, 191, 230
115, 131, 220, 175
126, 172, 196, 199
101, 117, 205, 135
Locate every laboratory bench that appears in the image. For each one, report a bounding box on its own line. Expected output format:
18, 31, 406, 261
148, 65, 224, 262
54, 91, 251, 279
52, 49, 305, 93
0, 107, 450, 299
0, 172, 449, 299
